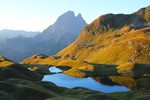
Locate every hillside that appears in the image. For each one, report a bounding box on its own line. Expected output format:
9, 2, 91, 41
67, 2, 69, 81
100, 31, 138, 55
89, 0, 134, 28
0, 56, 15, 67
21, 6, 150, 77
20, 54, 48, 64
57, 6, 150, 63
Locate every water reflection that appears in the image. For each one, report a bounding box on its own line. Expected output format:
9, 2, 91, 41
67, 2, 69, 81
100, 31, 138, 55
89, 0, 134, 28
43, 67, 150, 93
42, 67, 129, 93
109, 76, 150, 92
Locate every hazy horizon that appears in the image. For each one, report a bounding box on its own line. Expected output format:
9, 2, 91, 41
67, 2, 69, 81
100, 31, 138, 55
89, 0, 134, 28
0, 0, 150, 32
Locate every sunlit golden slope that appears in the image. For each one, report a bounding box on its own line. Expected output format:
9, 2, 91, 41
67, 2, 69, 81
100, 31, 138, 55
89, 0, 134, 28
56, 6, 150, 65
21, 6, 150, 76
20, 54, 48, 64
0, 56, 15, 67
57, 28, 150, 64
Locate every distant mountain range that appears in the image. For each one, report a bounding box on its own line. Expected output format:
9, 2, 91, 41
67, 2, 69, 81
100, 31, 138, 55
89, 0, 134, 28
0, 29, 39, 41
0, 11, 86, 62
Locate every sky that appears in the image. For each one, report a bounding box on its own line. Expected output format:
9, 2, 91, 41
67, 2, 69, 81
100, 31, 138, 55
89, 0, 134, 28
0, 0, 150, 32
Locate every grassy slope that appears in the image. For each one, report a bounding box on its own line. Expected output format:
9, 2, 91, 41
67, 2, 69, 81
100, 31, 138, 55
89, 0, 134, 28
20, 54, 48, 64
21, 27, 150, 77
57, 27, 150, 64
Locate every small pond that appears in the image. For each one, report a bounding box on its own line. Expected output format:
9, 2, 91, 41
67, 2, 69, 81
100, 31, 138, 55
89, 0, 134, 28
42, 67, 129, 93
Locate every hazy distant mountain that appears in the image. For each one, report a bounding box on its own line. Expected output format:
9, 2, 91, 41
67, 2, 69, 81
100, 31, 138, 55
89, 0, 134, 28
0, 11, 86, 62
0, 29, 39, 41
32, 11, 86, 55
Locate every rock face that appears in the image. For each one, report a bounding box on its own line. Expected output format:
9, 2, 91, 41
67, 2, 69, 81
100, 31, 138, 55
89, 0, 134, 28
0, 11, 86, 62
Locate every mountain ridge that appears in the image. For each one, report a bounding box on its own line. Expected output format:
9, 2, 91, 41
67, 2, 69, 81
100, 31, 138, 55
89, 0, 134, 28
21, 5, 150, 77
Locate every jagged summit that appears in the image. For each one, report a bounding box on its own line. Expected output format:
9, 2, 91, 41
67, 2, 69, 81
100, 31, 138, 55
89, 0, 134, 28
56, 11, 84, 22
54, 11, 75, 24
39, 11, 86, 38
60, 11, 75, 17
44, 11, 86, 31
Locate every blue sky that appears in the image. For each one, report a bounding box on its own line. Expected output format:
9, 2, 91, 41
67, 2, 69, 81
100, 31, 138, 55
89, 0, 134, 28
0, 0, 150, 31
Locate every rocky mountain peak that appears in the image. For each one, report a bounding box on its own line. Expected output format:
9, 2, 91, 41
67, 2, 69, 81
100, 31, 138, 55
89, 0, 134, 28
41, 11, 86, 39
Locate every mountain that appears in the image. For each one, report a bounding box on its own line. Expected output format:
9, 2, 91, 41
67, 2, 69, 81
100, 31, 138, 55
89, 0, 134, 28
21, 6, 150, 77
1, 6, 150, 99
0, 11, 86, 62
56, 6, 150, 64
0, 29, 39, 41
30, 11, 86, 56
